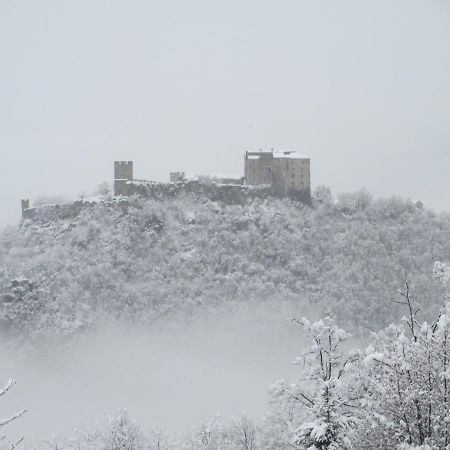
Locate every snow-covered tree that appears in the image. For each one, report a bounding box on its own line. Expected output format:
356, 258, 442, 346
182, 414, 260, 450
183, 415, 232, 449
357, 276, 450, 448
53, 409, 147, 450
96, 182, 113, 199
148, 428, 176, 450
312, 186, 334, 206
267, 314, 359, 449
433, 261, 450, 286
228, 415, 258, 450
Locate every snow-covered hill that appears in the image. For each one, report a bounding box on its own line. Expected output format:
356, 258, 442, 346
1, 189, 449, 338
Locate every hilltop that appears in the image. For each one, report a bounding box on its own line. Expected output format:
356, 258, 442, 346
1, 188, 449, 339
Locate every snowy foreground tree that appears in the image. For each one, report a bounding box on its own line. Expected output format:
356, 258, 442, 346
42, 409, 149, 450
0, 378, 27, 449
265, 314, 360, 449
262, 264, 450, 449
356, 271, 450, 449
43, 411, 257, 450
183, 414, 258, 450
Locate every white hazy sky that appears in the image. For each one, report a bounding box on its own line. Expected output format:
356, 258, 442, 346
1, 0, 449, 228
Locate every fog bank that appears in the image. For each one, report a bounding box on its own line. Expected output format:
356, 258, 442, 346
1, 301, 314, 445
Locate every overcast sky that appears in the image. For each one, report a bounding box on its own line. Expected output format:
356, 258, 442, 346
1, 0, 449, 228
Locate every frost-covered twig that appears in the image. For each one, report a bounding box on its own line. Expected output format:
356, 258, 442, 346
10, 436, 24, 449
0, 379, 16, 398
0, 410, 27, 428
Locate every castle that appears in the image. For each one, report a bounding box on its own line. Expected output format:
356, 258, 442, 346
21, 150, 311, 218
113, 149, 311, 198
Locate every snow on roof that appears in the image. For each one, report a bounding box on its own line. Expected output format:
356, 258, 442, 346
247, 150, 309, 160
272, 151, 309, 160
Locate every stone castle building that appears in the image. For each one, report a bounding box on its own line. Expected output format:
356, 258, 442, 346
21, 150, 310, 218
244, 150, 310, 196
114, 150, 310, 199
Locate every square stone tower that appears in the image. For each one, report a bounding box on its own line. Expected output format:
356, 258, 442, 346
114, 161, 133, 196
21, 199, 30, 218
244, 150, 310, 198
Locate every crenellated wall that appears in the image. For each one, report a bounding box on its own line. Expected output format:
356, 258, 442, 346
128, 179, 311, 205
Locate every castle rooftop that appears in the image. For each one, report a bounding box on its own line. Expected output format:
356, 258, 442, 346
246, 150, 309, 160
272, 150, 309, 160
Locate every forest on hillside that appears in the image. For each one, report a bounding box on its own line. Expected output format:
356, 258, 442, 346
1, 187, 449, 340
